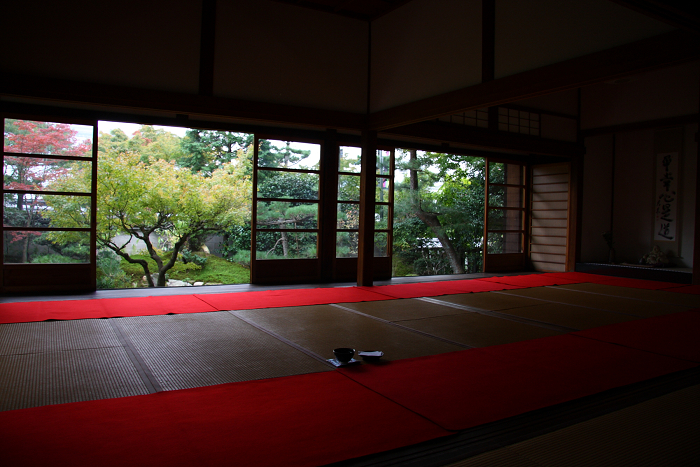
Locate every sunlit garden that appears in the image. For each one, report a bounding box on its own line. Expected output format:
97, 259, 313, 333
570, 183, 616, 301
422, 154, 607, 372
4, 119, 487, 289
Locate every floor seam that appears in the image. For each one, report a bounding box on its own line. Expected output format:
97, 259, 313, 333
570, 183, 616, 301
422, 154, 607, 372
329, 303, 474, 349
107, 319, 162, 394
227, 310, 336, 367
419, 297, 579, 333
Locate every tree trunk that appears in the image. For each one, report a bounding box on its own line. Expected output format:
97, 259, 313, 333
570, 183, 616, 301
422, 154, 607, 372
408, 149, 465, 274
281, 231, 289, 257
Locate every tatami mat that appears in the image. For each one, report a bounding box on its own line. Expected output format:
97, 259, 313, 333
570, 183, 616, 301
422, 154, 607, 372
235, 304, 466, 361
435, 291, 546, 311
448, 384, 700, 467
499, 287, 691, 318
397, 312, 564, 348
0, 319, 122, 355
336, 298, 467, 321
0, 347, 149, 411
488, 302, 637, 330
559, 282, 700, 308
115, 312, 332, 391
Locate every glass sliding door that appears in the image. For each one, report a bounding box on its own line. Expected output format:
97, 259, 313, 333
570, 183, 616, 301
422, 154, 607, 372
483, 160, 527, 272
334, 146, 394, 281
2, 116, 97, 292
250, 137, 322, 283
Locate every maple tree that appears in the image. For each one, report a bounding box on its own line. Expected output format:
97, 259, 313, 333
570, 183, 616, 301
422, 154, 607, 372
3, 119, 92, 262
46, 148, 251, 287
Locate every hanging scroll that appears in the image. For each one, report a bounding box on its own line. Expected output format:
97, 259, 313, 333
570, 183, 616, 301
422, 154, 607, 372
654, 152, 678, 242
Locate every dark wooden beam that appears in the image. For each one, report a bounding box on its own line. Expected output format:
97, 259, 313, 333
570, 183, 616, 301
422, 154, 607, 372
0, 73, 367, 131
369, 30, 700, 130
581, 114, 699, 138
610, 1, 700, 35
383, 121, 585, 158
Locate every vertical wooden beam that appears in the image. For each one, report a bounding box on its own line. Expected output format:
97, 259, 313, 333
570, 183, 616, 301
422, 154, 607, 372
90, 121, 99, 290
483, 0, 498, 128
320, 129, 338, 282
358, 130, 377, 286
693, 76, 700, 284
572, 88, 584, 269
199, 0, 217, 96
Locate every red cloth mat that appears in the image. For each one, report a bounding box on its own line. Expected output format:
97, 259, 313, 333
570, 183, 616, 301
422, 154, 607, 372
547, 272, 685, 290
0, 295, 219, 324
340, 334, 696, 431
573, 311, 700, 362
665, 285, 700, 294
358, 280, 521, 299
591, 276, 685, 290
0, 371, 450, 467
545, 272, 619, 283
477, 273, 584, 288
194, 286, 394, 311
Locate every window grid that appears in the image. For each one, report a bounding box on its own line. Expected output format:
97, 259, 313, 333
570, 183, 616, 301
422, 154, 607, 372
498, 107, 540, 136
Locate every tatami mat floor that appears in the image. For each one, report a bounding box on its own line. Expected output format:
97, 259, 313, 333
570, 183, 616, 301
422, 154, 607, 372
1, 276, 699, 466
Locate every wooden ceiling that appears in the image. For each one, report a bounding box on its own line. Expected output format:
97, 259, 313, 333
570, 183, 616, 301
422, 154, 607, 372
269, 0, 414, 21
271, 1, 700, 32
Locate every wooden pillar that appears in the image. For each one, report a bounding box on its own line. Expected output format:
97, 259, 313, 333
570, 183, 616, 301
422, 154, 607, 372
358, 130, 377, 286
319, 129, 338, 282
693, 77, 700, 283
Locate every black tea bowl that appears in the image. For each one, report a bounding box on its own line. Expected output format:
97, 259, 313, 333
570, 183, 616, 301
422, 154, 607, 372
333, 348, 355, 363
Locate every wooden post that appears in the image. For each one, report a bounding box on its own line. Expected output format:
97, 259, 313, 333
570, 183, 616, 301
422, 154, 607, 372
357, 130, 377, 286
319, 129, 338, 282
693, 76, 700, 283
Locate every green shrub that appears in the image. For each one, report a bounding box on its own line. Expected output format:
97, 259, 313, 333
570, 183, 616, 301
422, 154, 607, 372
30, 254, 82, 264
180, 250, 207, 266
96, 249, 132, 289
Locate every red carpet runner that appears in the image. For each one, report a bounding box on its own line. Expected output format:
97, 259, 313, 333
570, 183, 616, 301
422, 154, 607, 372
1, 313, 697, 466
2, 272, 697, 324
0, 371, 450, 467
1, 273, 698, 466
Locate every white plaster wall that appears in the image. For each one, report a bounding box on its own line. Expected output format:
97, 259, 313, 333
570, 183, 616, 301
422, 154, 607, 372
2, 0, 201, 93
580, 134, 614, 263
370, 0, 482, 112
495, 0, 674, 79
611, 130, 656, 264
678, 123, 697, 267
214, 0, 368, 113
581, 61, 700, 130
584, 126, 697, 267
514, 89, 579, 116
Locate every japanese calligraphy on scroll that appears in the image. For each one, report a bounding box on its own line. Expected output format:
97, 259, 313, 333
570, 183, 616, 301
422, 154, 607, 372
654, 152, 678, 241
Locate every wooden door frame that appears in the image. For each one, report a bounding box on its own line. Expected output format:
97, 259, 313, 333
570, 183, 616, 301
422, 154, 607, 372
1, 113, 98, 293
483, 158, 528, 273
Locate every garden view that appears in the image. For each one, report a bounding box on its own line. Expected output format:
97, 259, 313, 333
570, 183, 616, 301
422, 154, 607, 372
3, 119, 486, 288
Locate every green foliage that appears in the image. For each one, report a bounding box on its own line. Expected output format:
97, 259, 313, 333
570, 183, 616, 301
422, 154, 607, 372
99, 125, 184, 163
221, 224, 251, 260
179, 130, 252, 175
30, 254, 82, 264
96, 249, 132, 289
180, 250, 207, 266
392, 150, 485, 276
45, 133, 252, 287
230, 250, 250, 268
119, 254, 248, 285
